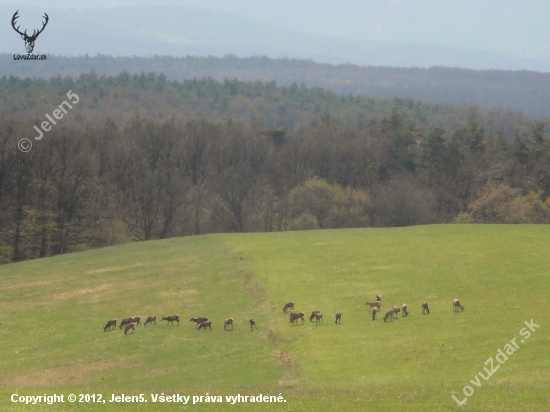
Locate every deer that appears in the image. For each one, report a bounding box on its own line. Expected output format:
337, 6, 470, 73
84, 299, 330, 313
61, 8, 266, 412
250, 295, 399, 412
392, 305, 400, 319
453, 299, 465, 312
309, 310, 320, 322
283, 301, 295, 313
103, 319, 116, 331
190, 317, 209, 327
249, 318, 256, 331
422, 302, 430, 314
365, 301, 381, 311
289, 311, 305, 324
383, 309, 393, 322
376, 294, 382, 302
372, 306, 379, 320
401, 304, 409, 317
198, 321, 212, 331
335, 312, 342, 324
224, 318, 234, 330
124, 322, 135, 335
119, 317, 134, 329
11, 11, 49, 54
314, 312, 323, 325
144, 316, 156, 326
162, 315, 180, 326
132, 316, 141, 326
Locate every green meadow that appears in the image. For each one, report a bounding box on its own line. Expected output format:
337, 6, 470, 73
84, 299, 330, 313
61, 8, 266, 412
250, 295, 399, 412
0, 225, 549, 411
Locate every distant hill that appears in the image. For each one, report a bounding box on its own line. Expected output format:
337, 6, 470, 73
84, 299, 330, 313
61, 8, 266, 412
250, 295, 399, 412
2, 54, 550, 118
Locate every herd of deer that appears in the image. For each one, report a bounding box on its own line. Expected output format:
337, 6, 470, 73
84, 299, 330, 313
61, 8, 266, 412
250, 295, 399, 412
282, 295, 466, 326
103, 314, 257, 335
102, 297, 465, 335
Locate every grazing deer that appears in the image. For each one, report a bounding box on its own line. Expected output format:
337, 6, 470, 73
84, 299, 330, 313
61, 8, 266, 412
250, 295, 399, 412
383, 309, 393, 322
376, 294, 382, 302
198, 321, 212, 330
249, 318, 256, 331
162, 315, 180, 326
453, 299, 465, 312
103, 319, 116, 331
309, 310, 320, 322
392, 305, 400, 319
190, 317, 209, 327
224, 318, 234, 330
372, 306, 378, 320
289, 311, 305, 324
401, 304, 409, 317
314, 312, 323, 325
144, 316, 156, 326
283, 301, 295, 313
422, 302, 430, 314
365, 301, 381, 311
119, 317, 134, 329
335, 312, 342, 324
124, 322, 135, 335
11, 11, 49, 54
132, 316, 141, 326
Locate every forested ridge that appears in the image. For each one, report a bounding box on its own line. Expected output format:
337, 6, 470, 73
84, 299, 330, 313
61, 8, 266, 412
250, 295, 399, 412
2, 73, 550, 264
3, 54, 550, 117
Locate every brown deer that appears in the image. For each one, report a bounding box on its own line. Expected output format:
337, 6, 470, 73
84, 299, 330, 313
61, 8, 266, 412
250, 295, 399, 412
289, 311, 305, 324
365, 301, 381, 311
162, 315, 180, 326
132, 316, 141, 326
314, 312, 323, 325
372, 306, 379, 320
224, 318, 234, 330
124, 322, 135, 335
422, 302, 430, 314
144, 316, 156, 326
198, 321, 212, 330
453, 299, 465, 312
283, 301, 295, 313
335, 312, 342, 324
376, 294, 382, 302
11, 11, 49, 54
119, 317, 134, 329
309, 310, 320, 322
249, 318, 256, 331
401, 304, 409, 317
103, 319, 116, 331
383, 309, 393, 322
392, 305, 400, 319
190, 317, 209, 327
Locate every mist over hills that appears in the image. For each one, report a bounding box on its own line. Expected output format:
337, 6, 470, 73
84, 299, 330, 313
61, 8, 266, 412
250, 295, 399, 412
1, 4, 550, 71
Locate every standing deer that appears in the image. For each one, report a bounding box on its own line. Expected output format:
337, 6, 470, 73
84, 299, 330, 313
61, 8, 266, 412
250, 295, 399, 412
422, 302, 430, 314
144, 316, 156, 326
314, 312, 323, 325
198, 321, 212, 331
401, 304, 409, 317
309, 310, 320, 322
372, 306, 379, 320
453, 299, 465, 312
335, 312, 342, 324
124, 323, 135, 335
366, 301, 381, 311
162, 315, 180, 326
11, 11, 49, 54
376, 294, 382, 302
224, 318, 234, 330
289, 311, 305, 324
392, 305, 400, 319
249, 318, 256, 331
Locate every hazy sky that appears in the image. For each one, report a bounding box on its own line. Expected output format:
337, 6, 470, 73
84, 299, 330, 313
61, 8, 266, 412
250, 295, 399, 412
2, 0, 549, 69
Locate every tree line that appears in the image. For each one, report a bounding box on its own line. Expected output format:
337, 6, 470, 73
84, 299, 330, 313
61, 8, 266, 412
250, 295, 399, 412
1, 113, 549, 264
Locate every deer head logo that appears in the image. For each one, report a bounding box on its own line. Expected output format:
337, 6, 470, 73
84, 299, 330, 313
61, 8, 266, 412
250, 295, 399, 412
11, 10, 49, 54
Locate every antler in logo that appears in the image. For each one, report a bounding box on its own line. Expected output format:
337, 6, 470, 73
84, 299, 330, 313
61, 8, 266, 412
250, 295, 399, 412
11, 10, 49, 54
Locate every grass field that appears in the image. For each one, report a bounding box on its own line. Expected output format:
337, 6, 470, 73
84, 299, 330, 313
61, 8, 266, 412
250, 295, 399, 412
0, 225, 549, 411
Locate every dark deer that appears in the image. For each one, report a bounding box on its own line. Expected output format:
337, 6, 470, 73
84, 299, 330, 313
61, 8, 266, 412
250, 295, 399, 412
144, 316, 156, 326
453, 299, 465, 312
124, 323, 135, 335
335, 312, 342, 324
289, 311, 305, 324
422, 302, 430, 314
162, 315, 180, 326
190, 317, 209, 327
103, 319, 116, 331
11, 11, 49, 54
198, 321, 212, 331
223, 318, 234, 330
309, 310, 320, 322
283, 301, 295, 313
249, 318, 256, 330
383, 309, 393, 322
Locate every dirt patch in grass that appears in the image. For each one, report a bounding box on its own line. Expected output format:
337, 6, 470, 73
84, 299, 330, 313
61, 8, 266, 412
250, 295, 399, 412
158, 289, 199, 298
275, 351, 291, 369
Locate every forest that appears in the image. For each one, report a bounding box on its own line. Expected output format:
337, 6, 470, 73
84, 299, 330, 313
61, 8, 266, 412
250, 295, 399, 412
1, 72, 550, 264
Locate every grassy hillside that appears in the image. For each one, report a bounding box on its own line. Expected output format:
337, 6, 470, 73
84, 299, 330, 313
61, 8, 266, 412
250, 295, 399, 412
0, 225, 549, 411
